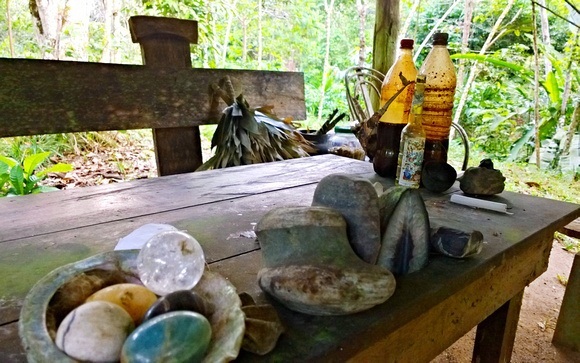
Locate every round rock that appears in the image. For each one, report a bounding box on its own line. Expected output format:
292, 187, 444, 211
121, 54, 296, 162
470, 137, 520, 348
86, 283, 158, 324
55, 301, 134, 362
121, 311, 212, 363
137, 230, 205, 296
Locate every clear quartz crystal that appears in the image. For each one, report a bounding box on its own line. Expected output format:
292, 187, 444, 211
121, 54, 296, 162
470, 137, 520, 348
137, 230, 205, 296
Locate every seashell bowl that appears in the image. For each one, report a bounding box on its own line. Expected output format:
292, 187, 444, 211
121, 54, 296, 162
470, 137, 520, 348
19, 249, 245, 363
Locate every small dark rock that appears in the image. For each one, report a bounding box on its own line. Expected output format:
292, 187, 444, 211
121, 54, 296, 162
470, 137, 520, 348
143, 290, 211, 322
478, 158, 494, 169
421, 162, 457, 193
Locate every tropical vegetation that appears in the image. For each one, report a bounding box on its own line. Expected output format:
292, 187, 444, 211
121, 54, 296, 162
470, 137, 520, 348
0, 0, 578, 193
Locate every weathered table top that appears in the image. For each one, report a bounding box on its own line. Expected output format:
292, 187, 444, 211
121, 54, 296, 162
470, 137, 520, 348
1, 154, 578, 362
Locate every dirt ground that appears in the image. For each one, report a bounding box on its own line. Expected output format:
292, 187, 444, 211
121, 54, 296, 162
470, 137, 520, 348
433, 241, 580, 363
44, 138, 579, 362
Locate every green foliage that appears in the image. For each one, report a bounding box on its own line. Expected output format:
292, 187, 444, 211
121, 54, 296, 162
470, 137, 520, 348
0, 152, 73, 197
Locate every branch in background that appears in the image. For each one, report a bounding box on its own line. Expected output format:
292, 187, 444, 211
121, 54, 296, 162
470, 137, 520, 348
356, 0, 367, 67
452, 0, 517, 126
316, 0, 336, 123
7, 0, 15, 57
532, 1, 580, 29
413, 0, 462, 63
565, 0, 580, 15
457, 0, 477, 88
399, 0, 421, 39
559, 30, 579, 123
538, 0, 552, 75
531, 0, 542, 168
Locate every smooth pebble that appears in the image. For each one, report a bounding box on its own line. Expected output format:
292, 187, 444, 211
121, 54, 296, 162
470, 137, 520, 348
121, 311, 212, 363
86, 283, 158, 323
55, 301, 134, 362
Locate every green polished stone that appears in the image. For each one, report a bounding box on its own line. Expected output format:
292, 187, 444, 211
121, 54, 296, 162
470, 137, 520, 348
121, 311, 212, 363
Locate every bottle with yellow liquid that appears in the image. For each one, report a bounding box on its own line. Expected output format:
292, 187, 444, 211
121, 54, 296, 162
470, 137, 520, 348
419, 32, 457, 165
373, 38, 418, 178
396, 75, 426, 188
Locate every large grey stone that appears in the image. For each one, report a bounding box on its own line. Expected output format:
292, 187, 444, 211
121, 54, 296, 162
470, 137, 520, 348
255, 206, 396, 315
312, 173, 381, 264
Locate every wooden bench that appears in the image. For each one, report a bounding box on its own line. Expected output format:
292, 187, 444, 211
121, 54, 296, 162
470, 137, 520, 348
0, 16, 306, 176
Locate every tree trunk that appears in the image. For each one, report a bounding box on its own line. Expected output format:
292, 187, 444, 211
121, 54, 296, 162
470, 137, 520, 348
372, 0, 399, 110
538, 0, 552, 75
101, 0, 119, 63
558, 30, 578, 128
29, 0, 68, 59
316, 0, 336, 123
258, 0, 263, 69
62, 0, 89, 60
242, 19, 248, 63
372, 0, 399, 75
220, 0, 238, 67
6, 0, 15, 57
457, 0, 477, 89
356, 0, 367, 67
532, 1, 541, 167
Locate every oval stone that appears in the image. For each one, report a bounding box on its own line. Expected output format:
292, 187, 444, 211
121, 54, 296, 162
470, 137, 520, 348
56, 301, 134, 362
121, 311, 212, 363
312, 173, 381, 264
86, 283, 158, 323
137, 230, 205, 296
143, 290, 210, 322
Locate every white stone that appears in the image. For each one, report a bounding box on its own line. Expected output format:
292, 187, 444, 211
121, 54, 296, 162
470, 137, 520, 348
55, 301, 134, 362
137, 230, 205, 296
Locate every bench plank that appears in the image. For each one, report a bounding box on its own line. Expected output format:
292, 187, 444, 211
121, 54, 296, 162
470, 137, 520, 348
0, 58, 306, 137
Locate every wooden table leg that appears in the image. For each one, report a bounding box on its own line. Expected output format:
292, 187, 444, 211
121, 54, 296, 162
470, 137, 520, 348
552, 252, 580, 351
472, 289, 525, 363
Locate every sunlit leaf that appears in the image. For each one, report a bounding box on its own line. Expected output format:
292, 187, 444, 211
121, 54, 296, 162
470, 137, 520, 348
544, 71, 560, 104
23, 152, 51, 177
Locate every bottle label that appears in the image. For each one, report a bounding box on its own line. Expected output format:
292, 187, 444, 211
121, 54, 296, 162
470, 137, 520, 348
397, 137, 425, 187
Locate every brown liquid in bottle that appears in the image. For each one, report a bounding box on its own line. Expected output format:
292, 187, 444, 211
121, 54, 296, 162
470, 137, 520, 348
373, 123, 406, 177
373, 38, 417, 178
419, 33, 456, 165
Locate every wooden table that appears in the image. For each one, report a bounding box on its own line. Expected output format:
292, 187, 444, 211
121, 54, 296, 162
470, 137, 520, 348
1, 155, 578, 362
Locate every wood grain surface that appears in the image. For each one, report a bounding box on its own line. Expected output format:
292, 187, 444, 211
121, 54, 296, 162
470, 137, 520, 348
0, 155, 578, 362
0, 58, 306, 138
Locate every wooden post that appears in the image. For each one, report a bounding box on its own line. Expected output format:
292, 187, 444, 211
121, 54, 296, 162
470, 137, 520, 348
553, 252, 580, 351
129, 16, 202, 176
472, 289, 524, 363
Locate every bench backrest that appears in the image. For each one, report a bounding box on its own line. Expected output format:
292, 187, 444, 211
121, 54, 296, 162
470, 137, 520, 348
0, 16, 306, 175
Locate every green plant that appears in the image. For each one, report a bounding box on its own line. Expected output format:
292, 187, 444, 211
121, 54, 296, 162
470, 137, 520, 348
0, 152, 73, 196
555, 232, 580, 253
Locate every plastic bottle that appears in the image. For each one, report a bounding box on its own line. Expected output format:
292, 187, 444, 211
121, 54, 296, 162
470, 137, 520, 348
396, 75, 426, 188
419, 32, 457, 165
373, 38, 418, 178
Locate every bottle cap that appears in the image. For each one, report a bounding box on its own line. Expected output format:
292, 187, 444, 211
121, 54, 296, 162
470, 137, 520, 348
432, 33, 449, 46
400, 38, 414, 49
416, 74, 426, 84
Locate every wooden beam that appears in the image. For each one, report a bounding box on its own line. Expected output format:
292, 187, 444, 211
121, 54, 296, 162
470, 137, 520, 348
130, 16, 202, 175
0, 58, 306, 138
